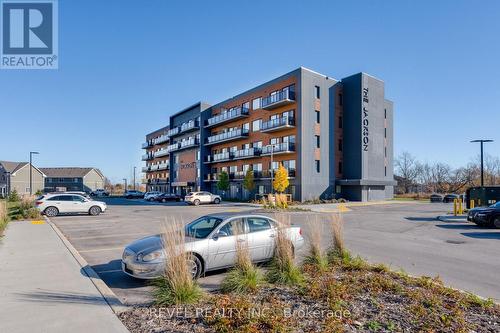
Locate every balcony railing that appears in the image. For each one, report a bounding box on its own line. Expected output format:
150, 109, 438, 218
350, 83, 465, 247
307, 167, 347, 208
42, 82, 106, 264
141, 142, 151, 149
233, 147, 261, 160
154, 135, 169, 145
158, 163, 169, 170
261, 142, 295, 155
167, 127, 180, 137
253, 169, 296, 179
179, 138, 199, 150
261, 90, 295, 110
167, 142, 180, 153
154, 149, 169, 158
261, 117, 295, 133
150, 164, 159, 171
213, 151, 233, 162
142, 153, 154, 161
142, 166, 150, 172
204, 173, 218, 182
179, 120, 199, 134
206, 107, 250, 128
206, 128, 249, 145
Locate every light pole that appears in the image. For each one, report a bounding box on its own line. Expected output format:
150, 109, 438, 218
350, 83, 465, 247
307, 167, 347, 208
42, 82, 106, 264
265, 144, 275, 194
6, 171, 11, 197
133, 166, 136, 190
123, 178, 127, 192
470, 139, 494, 187
29, 151, 39, 195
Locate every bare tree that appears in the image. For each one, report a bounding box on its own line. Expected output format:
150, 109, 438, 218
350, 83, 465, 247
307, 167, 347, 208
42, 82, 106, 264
395, 151, 421, 193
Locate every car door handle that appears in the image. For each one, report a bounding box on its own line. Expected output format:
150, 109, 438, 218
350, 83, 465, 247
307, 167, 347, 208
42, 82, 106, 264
269, 234, 276, 238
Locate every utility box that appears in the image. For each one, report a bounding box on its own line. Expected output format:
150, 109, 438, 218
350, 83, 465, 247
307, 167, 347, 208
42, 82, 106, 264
466, 186, 500, 208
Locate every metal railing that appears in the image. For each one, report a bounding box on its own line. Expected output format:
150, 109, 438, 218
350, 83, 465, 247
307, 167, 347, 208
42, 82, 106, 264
154, 149, 169, 157
261, 116, 295, 131
261, 90, 295, 109
179, 120, 199, 133
261, 142, 295, 155
206, 107, 249, 127
206, 128, 249, 144
179, 138, 198, 149
233, 147, 261, 159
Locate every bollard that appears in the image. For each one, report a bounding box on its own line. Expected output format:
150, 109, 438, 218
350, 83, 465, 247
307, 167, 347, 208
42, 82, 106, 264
470, 200, 475, 209
453, 199, 458, 216
458, 199, 463, 215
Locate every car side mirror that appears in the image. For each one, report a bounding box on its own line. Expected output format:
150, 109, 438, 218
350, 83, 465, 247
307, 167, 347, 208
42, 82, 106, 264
213, 230, 228, 240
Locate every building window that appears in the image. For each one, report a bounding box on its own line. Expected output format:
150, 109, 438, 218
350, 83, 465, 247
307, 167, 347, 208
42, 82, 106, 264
385, 166, 387, 177
384, 128, 387, 138
384, 108, 387, 119
315, 135, 320, 148
243, 122, 250, 131
252, 119, 261, 132
314, 85, 320, 99
315, 110, 320, 124
338, 139, 343, 151
385, 147, 387, 157
338, 161, 343, 173
252, 98, 261, 110
338, 116, 343, 129
338, 93, 343, 106
243, 101, 250, 110
253, 141, 262, 149
315, 160, 320, 173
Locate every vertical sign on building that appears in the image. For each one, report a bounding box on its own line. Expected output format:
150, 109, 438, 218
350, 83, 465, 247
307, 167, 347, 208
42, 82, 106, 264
1, 0, 58, 69
362, 87, 369, 152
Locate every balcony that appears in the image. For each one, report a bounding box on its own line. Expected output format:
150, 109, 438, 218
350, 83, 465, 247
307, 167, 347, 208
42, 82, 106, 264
233, 147, 261, 160
141, 142, 152, 149
205, 128, 249, 145
150, 164, 159, 171
154, 149, 169, 158
154, 134, 169, 145
158, 163, 169, 170
254, 169, 296, 179
261, 117, 295, 133
178, 120, 199, 135
178, 138, 199, 150
204, 173, 218, 182
167, 142, 180, 153
142, 153, 154, 161
212, 151, 233, 163
205, 107, 250, 128
261, 142, 296, 156
261, 90, 295, 110
167, 127, 180, 137
141, 166, 150, 172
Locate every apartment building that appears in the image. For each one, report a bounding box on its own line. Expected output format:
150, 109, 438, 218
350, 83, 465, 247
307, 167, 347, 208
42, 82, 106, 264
142, 67, 395, 201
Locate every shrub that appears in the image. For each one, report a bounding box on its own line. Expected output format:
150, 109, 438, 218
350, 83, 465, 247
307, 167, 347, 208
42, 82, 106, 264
272, 164, 289, 193
35, 189, 43, 196
221, 224, 263, 294
8, 190, 20, 202
152, 218, 203, 305
0, 200, 8, 234
303, 215, 328, 272
266, 213, 303, 285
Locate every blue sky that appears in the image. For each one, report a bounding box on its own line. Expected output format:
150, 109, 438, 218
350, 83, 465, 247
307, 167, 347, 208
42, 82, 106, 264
1, 0, 499, 183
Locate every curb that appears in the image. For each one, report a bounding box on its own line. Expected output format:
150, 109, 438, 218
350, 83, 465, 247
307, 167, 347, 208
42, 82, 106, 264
437, 215, 468, 222
44, 216, 129, 315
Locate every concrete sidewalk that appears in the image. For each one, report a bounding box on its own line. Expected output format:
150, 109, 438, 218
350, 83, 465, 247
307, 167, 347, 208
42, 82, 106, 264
0, 220, 129, 333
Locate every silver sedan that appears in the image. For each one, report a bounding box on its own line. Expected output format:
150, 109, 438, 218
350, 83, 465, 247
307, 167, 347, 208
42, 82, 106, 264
121, 213, 305, 279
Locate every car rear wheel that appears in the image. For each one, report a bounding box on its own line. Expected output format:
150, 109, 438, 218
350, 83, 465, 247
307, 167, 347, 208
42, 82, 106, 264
213, 198, 220, 204
44, 206, 59, 217
493, 216, 500, 229
162, 198, 167, 203
89, 206, 101, 216
187, 255, 202, 279
193, 199, 200, 206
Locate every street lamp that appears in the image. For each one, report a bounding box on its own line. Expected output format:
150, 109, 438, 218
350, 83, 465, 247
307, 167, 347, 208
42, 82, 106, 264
123, 178, 127, 192
264, 144, 275, 194
470, 139, 494, 187
29, 151, 39, 195
133, 166, 136, 191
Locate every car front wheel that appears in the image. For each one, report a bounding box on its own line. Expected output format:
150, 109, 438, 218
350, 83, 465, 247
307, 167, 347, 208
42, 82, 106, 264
89, 206, 101, 216
187, 254, 202, 279
193, 199, 200, 206
213, 198, 220, 204
44, 206, 59, 217
493, 216, 500, 229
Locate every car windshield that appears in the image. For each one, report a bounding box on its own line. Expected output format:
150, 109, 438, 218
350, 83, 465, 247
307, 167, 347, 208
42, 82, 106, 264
185, 216, 223, 239
489, 202, 500, 208
187, 192, 194, 196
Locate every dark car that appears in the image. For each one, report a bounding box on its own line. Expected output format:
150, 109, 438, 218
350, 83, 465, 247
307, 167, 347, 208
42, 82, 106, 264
443, 194, 460, 203
154, 193, 182, 202
430, 193, 444, 203
467, 201, 500, 228
124, 190, 145, 199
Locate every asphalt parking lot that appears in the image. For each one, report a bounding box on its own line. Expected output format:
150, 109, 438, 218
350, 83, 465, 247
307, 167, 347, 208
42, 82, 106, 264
49, 198, 500, 305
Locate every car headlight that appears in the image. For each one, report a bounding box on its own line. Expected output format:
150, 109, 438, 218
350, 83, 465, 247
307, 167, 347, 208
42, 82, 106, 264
139, 250, 163, 262
122, 248, 135, 261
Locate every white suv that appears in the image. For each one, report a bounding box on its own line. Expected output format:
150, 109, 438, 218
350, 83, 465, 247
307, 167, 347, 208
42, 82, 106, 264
184, 192, 221, 206
36, 193, 107, 217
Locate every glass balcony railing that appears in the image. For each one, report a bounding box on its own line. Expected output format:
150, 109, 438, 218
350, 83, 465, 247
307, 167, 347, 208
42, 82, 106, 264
154, 135, 169, 144
179, 138, 199, 150
233, 147, 261, 160
167, 142, 180, 152
206, 128, 249, 145
150, 164, 159, 171
142, 153, 154, 161
206, 107, 250, 127
142, 166, 150, 172
141, 142, 151, 149
157, 163, 169, 170
179, 120, 199, 134
261, 117, 295, 132
261, 90, 295, 110
167, 127, 180, 137
154, 149, 169, 158
261, 142, 295, 155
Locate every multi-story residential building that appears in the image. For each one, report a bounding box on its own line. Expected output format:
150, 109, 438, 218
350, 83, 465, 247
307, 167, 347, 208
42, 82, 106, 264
143, 125, 170, 192
142, 67, 395, 201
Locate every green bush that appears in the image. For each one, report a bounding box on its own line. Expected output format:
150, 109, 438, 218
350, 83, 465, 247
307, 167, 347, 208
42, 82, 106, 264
8, 190, 20, 202
221, 265, 263, 294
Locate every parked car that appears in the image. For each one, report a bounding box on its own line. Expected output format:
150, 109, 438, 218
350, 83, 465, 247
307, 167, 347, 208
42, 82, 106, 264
144, 191, 162, 201
36, 193, 107, 217
49, 191, 91, 199
90, 189, 109, 197
467, 201, 500, 228
430, 193, 444, 203
124, 190, 144, 199
184, 191, 221, 205
121, 213, 305, 279
154, 193, 182, 202
443, 193, 460, 203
